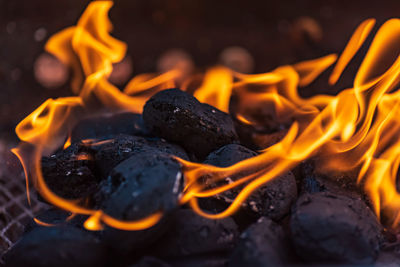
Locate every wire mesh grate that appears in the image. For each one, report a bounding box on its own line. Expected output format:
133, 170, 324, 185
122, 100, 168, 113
0, 139, 47, 262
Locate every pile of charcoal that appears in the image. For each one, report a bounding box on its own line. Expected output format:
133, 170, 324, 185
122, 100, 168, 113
4, 89, 400, 267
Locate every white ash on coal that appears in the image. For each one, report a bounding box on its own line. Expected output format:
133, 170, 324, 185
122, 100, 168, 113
143, 89, 239, 160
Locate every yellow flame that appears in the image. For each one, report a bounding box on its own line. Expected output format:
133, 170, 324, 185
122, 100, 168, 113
13, 0, 400, 231
194, 66, 233, 113
329, 19, 376, 85
63, 136, 72, 149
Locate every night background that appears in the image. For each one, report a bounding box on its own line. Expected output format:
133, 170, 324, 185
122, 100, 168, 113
1, 0, 400, 137
1, 0, 400, 264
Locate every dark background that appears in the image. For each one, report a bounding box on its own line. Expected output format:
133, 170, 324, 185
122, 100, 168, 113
1, 0, 400, 137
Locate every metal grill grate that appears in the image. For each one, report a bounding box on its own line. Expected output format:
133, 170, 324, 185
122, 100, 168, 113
0, 175, 45, 251
0, 139, 47, 262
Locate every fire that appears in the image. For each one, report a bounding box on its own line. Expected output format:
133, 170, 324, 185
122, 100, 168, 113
12, 0, 400, 230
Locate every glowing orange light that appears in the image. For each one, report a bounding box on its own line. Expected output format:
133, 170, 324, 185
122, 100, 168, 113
13, 0, 400, 231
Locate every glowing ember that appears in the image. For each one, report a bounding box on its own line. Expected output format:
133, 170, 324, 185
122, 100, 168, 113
11, 0, 400, 231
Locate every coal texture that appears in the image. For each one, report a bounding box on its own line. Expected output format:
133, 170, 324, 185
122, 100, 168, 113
300, 159, 367, 201
24, 208, 83, 233
290, 192, 382, 265
143, 88, 239, 159
71, 112, 149, 143
4, 225, 108, 267
203, 144, 297, 221
233, 115, 288, 151
91, 134, 188, 178
153, 209, 239, 258
229, 217, 289, 267
254, 172, 299, 222
204, 143, 258, 167
41, 142, 98, 199
97, 152, 183, 254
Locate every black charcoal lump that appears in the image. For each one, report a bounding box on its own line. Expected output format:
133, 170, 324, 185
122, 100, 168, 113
91, 134, 188, 178
204, 143, 258, 167
24, 208, 86, 234
290, 192, 383, 265
229, 217, 289, 267
99, 152, 183, 220
247, 171, 297, 220
97, 152, 184, 253
41, 142, 98, 199
4, 225, 108, 267
204, 144, 297, 221
153, 209, 239, 258
300, 159, 365, 199
143, 89, 239, 159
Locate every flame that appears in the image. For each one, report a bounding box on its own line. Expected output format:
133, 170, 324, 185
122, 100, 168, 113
194, 66, 233, 113
12, 1, 400, 230
63, 136, 72, 150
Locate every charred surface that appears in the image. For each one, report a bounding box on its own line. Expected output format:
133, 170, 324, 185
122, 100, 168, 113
97, 152, 183, 255
229, 217, 291, 267
143, 89, 239, 159
153, 209, 238, 258
202, 144, 297, 221
4, 225, 108, 267
41, 142, 98, 200
91, 134, 188, 178
290, 192, 383, 265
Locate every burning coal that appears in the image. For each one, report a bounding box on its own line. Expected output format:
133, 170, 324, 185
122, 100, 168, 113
11, 0, 400, 232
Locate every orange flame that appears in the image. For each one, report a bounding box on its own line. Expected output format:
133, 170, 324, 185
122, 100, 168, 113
12, 1, 400, 231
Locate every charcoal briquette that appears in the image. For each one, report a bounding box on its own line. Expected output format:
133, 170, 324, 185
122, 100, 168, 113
290, 192, 383, 265
91, 134, 188, 178
153, 209, 239, 258
41, 142, 98, 200
4, 225, 108, 267
143, 88, 239, 159
204, 144, 258, 167
24, 208, 87, 234
97, 152, 184, 254
229, 217, 290, 267
233, 116, 288, 150
300, 159, 368, 201
203, 144, 297, 221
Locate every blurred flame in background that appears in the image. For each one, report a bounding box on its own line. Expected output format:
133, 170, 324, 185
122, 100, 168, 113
11, 1, 400, 230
